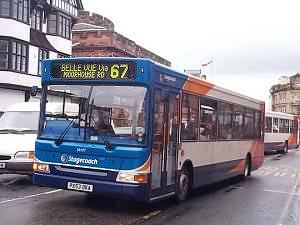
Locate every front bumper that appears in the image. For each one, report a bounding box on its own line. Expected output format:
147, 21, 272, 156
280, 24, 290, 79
0, 160, 33, 175
33, 172, 149, 202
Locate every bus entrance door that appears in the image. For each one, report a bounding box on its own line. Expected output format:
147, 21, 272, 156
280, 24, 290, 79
151, 90, 179, 200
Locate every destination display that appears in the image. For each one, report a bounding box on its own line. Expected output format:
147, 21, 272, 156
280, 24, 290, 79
50, 61, 136, 80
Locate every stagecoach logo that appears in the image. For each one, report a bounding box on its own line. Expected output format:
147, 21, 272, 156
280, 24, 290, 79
61, 154, 68, 163
60, 154, 98, 165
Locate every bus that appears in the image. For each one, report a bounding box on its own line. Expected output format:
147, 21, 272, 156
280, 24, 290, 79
33, 57, 265, 202
264, 111, 299, 154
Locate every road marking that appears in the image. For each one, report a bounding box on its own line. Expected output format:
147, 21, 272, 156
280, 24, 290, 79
277, 171, 300, 225
264, 189, 300, 196
0, 189, 62, 205
143, 210, 161, 220
264, 171, 272, 176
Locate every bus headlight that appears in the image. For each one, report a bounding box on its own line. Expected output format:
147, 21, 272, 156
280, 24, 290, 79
33, 162, 50, 173
116, 172, 148, 184
15, 151, 35, 159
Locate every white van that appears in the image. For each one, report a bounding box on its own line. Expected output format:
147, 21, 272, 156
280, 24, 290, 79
0, 102, 78, 175
0, 102, 39, 175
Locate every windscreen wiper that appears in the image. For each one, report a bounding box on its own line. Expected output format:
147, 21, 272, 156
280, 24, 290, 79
55, 118, 76, 146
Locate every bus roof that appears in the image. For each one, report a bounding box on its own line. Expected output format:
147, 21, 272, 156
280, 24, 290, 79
266, 111, 298, 119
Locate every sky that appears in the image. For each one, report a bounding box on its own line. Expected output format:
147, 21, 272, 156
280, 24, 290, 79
83, 0, 300, 108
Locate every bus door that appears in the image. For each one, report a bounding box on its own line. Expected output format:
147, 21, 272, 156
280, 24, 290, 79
151, 89, 179, 198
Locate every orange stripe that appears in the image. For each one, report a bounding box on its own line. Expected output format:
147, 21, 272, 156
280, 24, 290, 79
183, 77, 214, 95
135, 156, 151, 173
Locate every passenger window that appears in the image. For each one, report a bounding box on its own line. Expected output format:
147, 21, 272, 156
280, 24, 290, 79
199, 97, 217, 141
254, 111, 262, 138
279, 119, 289, 133
218, 103, 233, 140
273, 118, 279, 133
290, 119, 298, 134
265, 117, 272, 133
181, 93, 199, 141
244, 108, 255, 138
233, 105, 244, 139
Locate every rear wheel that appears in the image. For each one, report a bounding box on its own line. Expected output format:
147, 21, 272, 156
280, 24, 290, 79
176, 166, 191, 201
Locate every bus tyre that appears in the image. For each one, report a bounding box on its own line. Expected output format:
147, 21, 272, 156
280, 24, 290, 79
243, 156, 251, 177
176, 166, 190, 201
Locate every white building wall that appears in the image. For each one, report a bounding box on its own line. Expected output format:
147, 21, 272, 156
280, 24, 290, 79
46, 35, 72, 55
0, 88, 25, 111
0, 18, 30, 41
0, 71, 40, 88
28, 45, 39, 76
49, 51, 58, 59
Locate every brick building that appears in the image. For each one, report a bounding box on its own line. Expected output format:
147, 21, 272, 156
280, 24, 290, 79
72, 11, 171, 66
270, 73, 300, 115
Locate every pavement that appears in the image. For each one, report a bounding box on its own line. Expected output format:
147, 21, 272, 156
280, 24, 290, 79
1, 149, 300, 225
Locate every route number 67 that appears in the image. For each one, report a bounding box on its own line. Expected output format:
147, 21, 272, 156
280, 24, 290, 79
110, 64, 129, 79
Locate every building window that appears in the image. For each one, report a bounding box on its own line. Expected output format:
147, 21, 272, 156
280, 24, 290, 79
181, 93, 199, 141
0, 39, 28, 73
0, 40, 9, 70
0, 0, 29, 23
47, 13, 71, 39
47, 13, 57, 34
31, 8, 43, 31
58, 14, 71, 39
53, 0, 78, 17
11, 41, 28, 73
38, 49, 49, 75
0, 0, 10, 17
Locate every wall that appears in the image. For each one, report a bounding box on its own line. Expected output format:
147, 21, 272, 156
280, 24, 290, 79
46, 35, 72, 55
0, 18, 30, 41
0, 88, 25, 111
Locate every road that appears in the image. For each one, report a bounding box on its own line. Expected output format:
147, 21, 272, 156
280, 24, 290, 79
1, 150, 300, 225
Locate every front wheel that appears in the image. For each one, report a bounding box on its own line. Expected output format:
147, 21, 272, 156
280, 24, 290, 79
176, 166, 191, 201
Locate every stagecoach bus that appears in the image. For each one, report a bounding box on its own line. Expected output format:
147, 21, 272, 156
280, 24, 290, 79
33, 57, 264, 202
264, 111, 299, 154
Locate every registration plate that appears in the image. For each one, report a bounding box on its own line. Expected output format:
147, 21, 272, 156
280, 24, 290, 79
67, 182, 93, 192
0, 163, 6, 169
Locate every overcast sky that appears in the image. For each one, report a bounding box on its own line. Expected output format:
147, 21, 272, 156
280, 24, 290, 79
83, 0, 300, 107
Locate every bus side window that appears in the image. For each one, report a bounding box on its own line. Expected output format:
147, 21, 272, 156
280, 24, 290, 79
273, 118, 279, 133
181, 93, 199, 141
199, 97, 217, 141
265, 117, 272, 133
233, 105, 244, 139
218, 102, 233, 140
